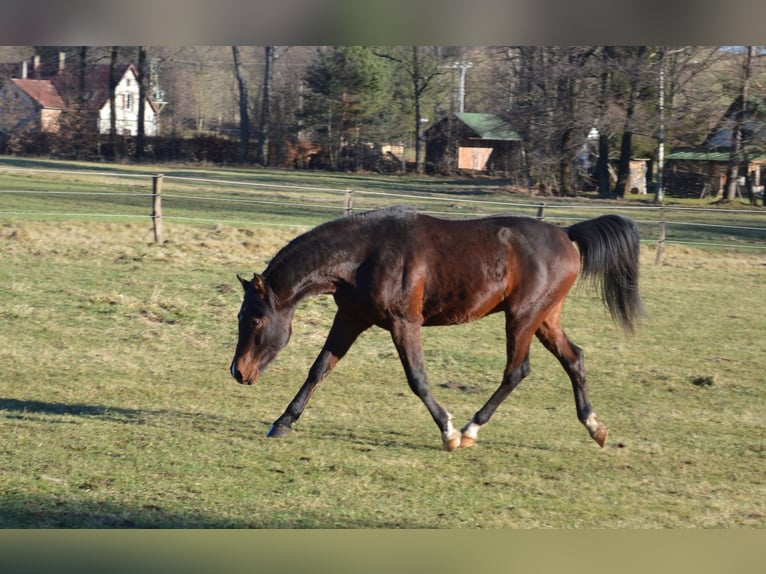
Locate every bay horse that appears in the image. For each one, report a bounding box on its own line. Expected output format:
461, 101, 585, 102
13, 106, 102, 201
230, 206, 643, 451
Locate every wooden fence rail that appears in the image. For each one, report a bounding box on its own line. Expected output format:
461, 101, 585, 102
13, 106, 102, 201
1, 166, 764, 262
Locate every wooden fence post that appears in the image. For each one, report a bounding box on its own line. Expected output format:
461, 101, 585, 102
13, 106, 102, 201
152, 174, 163, 244
655, 207, 666, 265
536, 203, 546, 220
344, 188, 354, 215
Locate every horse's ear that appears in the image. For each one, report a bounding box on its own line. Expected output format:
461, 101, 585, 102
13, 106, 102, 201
251, 273, 268, 297
236, 274, 249, 291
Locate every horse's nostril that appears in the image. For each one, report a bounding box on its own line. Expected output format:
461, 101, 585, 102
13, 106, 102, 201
230, 362, 243, 382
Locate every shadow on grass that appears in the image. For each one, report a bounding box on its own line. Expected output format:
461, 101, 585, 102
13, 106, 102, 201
0, 493, 432, 528
0, 398, 439, 528
0, 397, 253, 438
0, 491, 427, 529
0, 495, 247, 528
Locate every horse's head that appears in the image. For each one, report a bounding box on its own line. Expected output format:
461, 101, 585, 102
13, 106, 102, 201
230, 273, 292, 385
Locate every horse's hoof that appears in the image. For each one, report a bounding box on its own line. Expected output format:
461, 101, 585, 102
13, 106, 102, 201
443, 435, 461, 452
592, 425, 608, 448
459, 435, 476, 448
267, 423, 292, 438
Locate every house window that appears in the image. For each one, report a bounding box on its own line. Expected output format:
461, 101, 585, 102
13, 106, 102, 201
122, 94, 133, 111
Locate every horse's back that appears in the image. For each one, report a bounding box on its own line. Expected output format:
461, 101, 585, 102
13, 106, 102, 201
351, 210, 579, 326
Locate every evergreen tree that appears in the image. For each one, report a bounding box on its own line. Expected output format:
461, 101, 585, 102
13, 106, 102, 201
302, 47, 388, 170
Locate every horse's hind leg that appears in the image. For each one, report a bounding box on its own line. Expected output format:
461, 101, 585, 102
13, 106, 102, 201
535, 308, 608, 447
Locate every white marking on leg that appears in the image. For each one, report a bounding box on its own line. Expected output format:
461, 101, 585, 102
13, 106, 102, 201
441, 417, 460, 443
584, 412, 601, 436
461, 421, 482, 441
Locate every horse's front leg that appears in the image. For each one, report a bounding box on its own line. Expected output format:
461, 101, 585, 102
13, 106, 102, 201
390, 320, 461, 451
268, 311, 370, 438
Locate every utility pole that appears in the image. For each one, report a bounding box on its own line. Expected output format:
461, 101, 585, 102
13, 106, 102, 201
655, 47, 667, 203
655, 47, 684, 203
444, 61, 473, 112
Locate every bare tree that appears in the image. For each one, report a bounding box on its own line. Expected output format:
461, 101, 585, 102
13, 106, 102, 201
613, 46, 647, 198
725, 45, 756, 202
109, 47, 119, 159
256, 46, 274, 165
594, 47, 616, 196
557, 47, 597, 195
232, 45, 250, 163
135, 46, 147, 160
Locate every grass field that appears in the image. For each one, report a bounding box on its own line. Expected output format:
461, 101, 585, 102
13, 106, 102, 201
1, 158, 765, 528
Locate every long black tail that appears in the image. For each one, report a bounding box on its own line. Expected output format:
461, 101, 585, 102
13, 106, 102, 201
567, 214, 644, 333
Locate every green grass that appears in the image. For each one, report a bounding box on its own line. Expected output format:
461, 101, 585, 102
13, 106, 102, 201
2, 222, 764, 528
0, 158, 765, 528
2, 155, 765, 250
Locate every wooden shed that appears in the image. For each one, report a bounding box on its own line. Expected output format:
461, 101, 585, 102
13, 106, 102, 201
425, 112, 523, 175
664, 150, 766, 198
664, 94, 766, 197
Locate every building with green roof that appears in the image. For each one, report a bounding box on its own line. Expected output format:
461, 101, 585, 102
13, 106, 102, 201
424, 112, 523, 175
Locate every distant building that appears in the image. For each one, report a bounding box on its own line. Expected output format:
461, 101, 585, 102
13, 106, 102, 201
664, 94, 766, 197
0, 53, 159, 139
425, 112, 523, 174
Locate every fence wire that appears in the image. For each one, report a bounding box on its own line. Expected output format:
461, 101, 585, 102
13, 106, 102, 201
1, 166, 764, 252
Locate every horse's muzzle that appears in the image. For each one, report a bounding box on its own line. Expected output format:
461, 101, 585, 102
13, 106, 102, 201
230, 361, 258, 385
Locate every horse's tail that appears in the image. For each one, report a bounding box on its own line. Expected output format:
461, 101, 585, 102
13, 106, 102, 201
567, 214, 644, 334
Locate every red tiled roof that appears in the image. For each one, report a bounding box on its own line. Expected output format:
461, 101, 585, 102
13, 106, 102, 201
7, 61, 159, 116
53, 63, 159, 115
12, 78, 65, 109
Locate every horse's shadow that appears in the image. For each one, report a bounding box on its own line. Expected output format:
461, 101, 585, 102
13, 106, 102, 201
0, 397, 249, 436
1, 398, 133, 419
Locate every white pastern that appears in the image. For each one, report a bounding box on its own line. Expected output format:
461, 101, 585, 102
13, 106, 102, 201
461, 421, 482, 440
441, 417, 461, 443
584, 412, 601, 435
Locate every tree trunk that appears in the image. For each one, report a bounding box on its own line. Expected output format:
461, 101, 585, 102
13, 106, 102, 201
595, 49, 612, 196
73, 47, 87, 160
231, 46, 250, 164
559, 124, 573, 194
558, 60, 575, 195
412, 47, 424, 174
257, 46, 274, 166
614, 46, 646, 198
614, 128, 632, 197
135, 46, 147, 161
726, 45, 754, 202
109, 47, 119, 160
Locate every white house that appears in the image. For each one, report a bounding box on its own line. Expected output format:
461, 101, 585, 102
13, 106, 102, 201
95, 64, 159, 136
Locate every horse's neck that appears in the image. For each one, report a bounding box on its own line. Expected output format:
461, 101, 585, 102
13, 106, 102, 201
265, 234, 362, 309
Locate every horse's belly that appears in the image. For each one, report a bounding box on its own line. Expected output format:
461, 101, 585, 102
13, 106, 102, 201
421, 288, 506, 326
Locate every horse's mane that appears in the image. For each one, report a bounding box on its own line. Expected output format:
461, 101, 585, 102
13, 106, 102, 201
263, 206, 418, 281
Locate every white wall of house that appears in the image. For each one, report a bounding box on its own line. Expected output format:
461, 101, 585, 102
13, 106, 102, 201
97, 68, 158, 136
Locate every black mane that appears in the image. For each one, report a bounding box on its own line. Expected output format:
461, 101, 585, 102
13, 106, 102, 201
263, 206, 417, 282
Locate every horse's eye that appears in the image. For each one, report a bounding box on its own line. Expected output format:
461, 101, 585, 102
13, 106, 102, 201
251, 317, 262, 327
